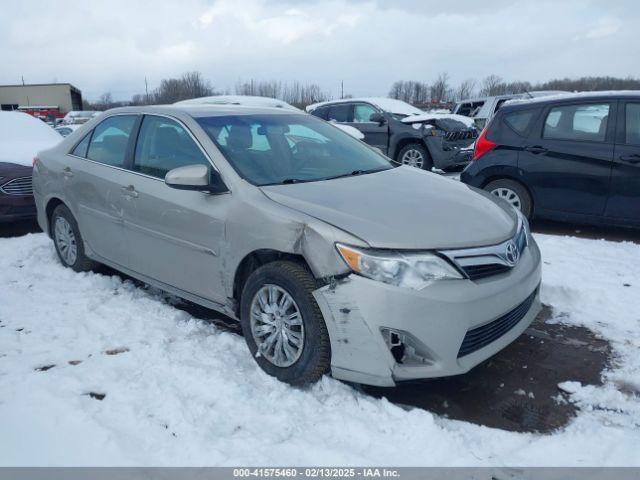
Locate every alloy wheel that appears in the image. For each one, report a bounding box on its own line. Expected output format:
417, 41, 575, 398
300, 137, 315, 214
54, 216, 78, 265
250, 284, 304, 368
400, 149, 424, 169
491, 187, 522, 210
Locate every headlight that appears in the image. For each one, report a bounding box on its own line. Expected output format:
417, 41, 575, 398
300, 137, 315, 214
336, 243, 462, 290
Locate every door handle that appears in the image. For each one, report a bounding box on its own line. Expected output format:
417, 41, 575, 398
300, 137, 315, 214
619, 154, 640, 164
121, 185, 139, 198
62, 167, 74, 178
524, 145, 548, 155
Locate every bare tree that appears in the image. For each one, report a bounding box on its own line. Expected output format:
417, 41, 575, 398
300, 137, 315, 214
234, 79, 329, 107
430, 72, 451, 103
455, 78, 477, 101
388, 80, 430, 104
479, 75, 506, 96
152, 71, 216, 104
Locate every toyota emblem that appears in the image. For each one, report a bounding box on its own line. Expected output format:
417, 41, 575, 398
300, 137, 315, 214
505, 241, 520, 266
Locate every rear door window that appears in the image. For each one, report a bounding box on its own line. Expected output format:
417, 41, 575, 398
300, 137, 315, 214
625, 103, 640, 145
543, 104, 610, 142
327, 104, 351, 123
87, 115, 137, 167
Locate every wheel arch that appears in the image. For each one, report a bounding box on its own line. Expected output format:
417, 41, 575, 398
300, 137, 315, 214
232, 249, 313, 313
481, 175, 536, 217
44, 197, 66, 237
389, 134, 427, 161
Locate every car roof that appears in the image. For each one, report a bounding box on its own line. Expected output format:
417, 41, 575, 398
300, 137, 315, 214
100, 104, 307, 119
456, 91, 566, 105
174, 95, 300, 111
306, 97, 423, 116
499, 90, 640, 112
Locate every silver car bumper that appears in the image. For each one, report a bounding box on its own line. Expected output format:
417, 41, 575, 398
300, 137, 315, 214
313, 237, 542, 387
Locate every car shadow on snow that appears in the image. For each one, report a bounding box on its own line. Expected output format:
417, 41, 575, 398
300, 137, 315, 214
532, 219, 640, 245
0, 220, 40, 238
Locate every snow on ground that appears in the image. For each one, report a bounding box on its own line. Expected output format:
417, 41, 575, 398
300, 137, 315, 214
0, 232, 639, 466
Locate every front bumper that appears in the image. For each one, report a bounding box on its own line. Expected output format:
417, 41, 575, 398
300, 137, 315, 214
0, 195, 37, 223
313, 237, 542, 387
426, 136, 474, 170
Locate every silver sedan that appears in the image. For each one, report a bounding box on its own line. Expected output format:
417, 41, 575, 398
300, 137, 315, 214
32, 104, 541, 386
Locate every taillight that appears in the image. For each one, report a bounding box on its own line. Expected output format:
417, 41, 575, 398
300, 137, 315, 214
473, 128, 497, 161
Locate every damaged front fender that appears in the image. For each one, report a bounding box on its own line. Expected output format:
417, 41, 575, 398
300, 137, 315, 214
313, 276, 396, 387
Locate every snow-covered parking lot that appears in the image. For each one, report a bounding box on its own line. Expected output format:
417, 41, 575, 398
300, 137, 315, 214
1, 229, 639, 466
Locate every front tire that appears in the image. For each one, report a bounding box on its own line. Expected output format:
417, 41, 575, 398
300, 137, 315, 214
51, 204, 99, 272
239, 261, 331, 385
484, 179, 533, 219
396, 144, 433, 171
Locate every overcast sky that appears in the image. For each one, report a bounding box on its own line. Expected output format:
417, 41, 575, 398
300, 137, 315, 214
1, 0, 638, 101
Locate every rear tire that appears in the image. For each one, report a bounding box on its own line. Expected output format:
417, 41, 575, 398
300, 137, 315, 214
239, 261, 331, 386
50, 204, 99, 272
396, 144, 433, 171
484, 179, 532, 219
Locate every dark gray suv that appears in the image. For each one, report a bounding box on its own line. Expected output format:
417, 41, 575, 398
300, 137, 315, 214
307, 97, 477, 170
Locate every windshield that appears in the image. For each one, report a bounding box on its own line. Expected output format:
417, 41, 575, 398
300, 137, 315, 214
197, 113, 392, 186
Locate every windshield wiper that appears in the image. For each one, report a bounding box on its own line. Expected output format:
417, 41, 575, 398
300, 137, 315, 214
281, 178, 308, 184
274, 168, 389, 186
324, 168, 389, 181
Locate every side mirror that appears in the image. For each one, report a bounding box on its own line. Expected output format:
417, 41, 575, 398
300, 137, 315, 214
369, 112, 386, 125
165, 164, 228, 194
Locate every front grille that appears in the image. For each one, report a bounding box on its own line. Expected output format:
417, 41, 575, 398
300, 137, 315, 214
457, 288, 538, 358
0, 177, 33, 196
440, 219, 529, 281
461, 263, 511, 280
444, 130, 478, 141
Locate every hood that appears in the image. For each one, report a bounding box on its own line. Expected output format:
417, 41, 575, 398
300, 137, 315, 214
0, 111, 62, 166
261, 166, 517, 250
401, 112, 475, 129
0, 161, 33, 177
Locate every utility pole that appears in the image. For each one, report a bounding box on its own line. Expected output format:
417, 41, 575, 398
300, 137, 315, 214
145, 77, 149, 105
21, 76, 25, 85
341, 80, 344, 99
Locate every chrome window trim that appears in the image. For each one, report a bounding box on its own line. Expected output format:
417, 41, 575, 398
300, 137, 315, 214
439, 219, 528, 273
64, 112, 230, 192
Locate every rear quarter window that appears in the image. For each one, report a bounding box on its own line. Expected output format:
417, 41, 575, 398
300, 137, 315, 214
503, 110, 536, 135
71, 133, 91, 157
